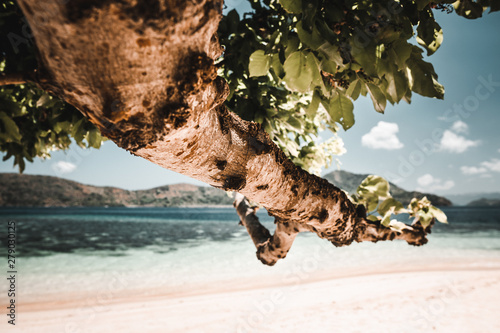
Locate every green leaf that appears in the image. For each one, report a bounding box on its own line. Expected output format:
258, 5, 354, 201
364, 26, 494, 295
328, 93, 354, 130
87, 128, 102, 149
366, 195, 379, 213
376, 26, 402, 44
365, 83, 387, 113
224, 9, 239, 33
454, 0, 484, 19
279, 0, 302, 13
407, 47, 445, 99
0, 111, 22, 142
297, 21, 323, 50
378, 198, 405, 216
54, 121, 71, 134
285, 36, 300, 59
386, 68, 408, 103
357, 175, 391, 199
2, 150, 13, 162
346, 79, 362, 100
318, 43, 343, 68
283, 51, 313, 92
1, 99, 23, 117
36, 94, 51, 108
381, 212, 392, 227
306, 91, 321, 116
429, 206, 448, 224
418, 210, 433, 228
416, 10, 443, 56
301, 0, 318, 32
71, 118, 86, 143
270, 54, 285, 79
388, 40, 412, 71
249, 50, 270, 77
306, 52, 328, 95
367, 215, 381, 222
351, 43, 377, 76
18, 156, 26, 173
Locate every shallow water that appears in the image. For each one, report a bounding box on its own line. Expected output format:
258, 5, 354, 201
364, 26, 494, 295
0, 207, 499, 301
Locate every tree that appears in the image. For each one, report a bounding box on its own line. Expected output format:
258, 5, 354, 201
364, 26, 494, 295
0, 0, 496, 265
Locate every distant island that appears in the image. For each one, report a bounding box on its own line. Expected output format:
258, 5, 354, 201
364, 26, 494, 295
323, 170, 452, 207
0, 171, 452, 207
446, 192, 500, 206
466, 198, 500, 207
0, 173, 233, 207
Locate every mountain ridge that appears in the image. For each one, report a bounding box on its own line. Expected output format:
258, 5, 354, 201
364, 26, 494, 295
0, 173, 233, 207
466, 198, 500, 207
445, 192, 500, 206
323, 170, 452, 206
0, 171, 452, 207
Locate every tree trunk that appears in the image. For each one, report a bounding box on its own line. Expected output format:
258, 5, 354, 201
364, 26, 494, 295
16, 0, 432, 265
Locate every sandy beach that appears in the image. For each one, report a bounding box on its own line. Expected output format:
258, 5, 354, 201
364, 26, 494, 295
6, 259, 500, 333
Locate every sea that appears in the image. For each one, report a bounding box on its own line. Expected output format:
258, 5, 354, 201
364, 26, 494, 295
1, 206, 500, 303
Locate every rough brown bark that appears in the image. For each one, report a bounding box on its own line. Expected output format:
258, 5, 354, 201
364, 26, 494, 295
234, 193, 312, 266
17, 0, 433, 265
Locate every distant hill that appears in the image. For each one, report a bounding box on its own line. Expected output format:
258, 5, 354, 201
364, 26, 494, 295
0, 171, 452, 207
445, 192, 500, 206
0, 173, 233, 207
323, 170, 452, 207
467, 198, 500, 207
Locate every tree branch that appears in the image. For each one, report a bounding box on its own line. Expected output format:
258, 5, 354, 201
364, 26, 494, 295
0, 72, 31, 86
355, 218, 434, 246
233, 193, 312, 266
16, 0, 436, 264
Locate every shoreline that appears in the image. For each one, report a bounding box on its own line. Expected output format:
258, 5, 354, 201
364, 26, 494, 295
15, 260, 500, 309
6, 259, 500, 332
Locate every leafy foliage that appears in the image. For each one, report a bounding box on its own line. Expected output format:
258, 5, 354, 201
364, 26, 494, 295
218, 0, 496, 174
216, 0, 496, 223
0, 1, 103, 171
351, 175, 447, 230
218, 1, 348, 175
0, 81, 104, 172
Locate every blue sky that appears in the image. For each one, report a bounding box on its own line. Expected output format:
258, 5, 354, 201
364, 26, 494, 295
1, 5, 499, 195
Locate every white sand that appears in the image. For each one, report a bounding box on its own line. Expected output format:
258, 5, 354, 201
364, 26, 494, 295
5, 260, 500, 333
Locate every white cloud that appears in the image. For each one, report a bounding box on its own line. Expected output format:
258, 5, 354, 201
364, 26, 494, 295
361, 121, 404, 150
460, 158, 500, 175
460, 166, 487, 175
52, 161, 77, 174
438, 130, 480, 153
450, 120, 468, 134
416, 174, 455, 192
482, 159, 500, 172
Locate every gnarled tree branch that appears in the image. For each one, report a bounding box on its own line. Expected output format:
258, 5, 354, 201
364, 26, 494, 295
234, 193, 313, 265
0, 72, 35, 86
16, 0, 434, 265
355, 218, 434, 246
234, 193, 432, 266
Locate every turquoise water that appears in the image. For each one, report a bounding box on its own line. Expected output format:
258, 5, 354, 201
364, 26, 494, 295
0, 207, 499, 301
1, 206, 499, 256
